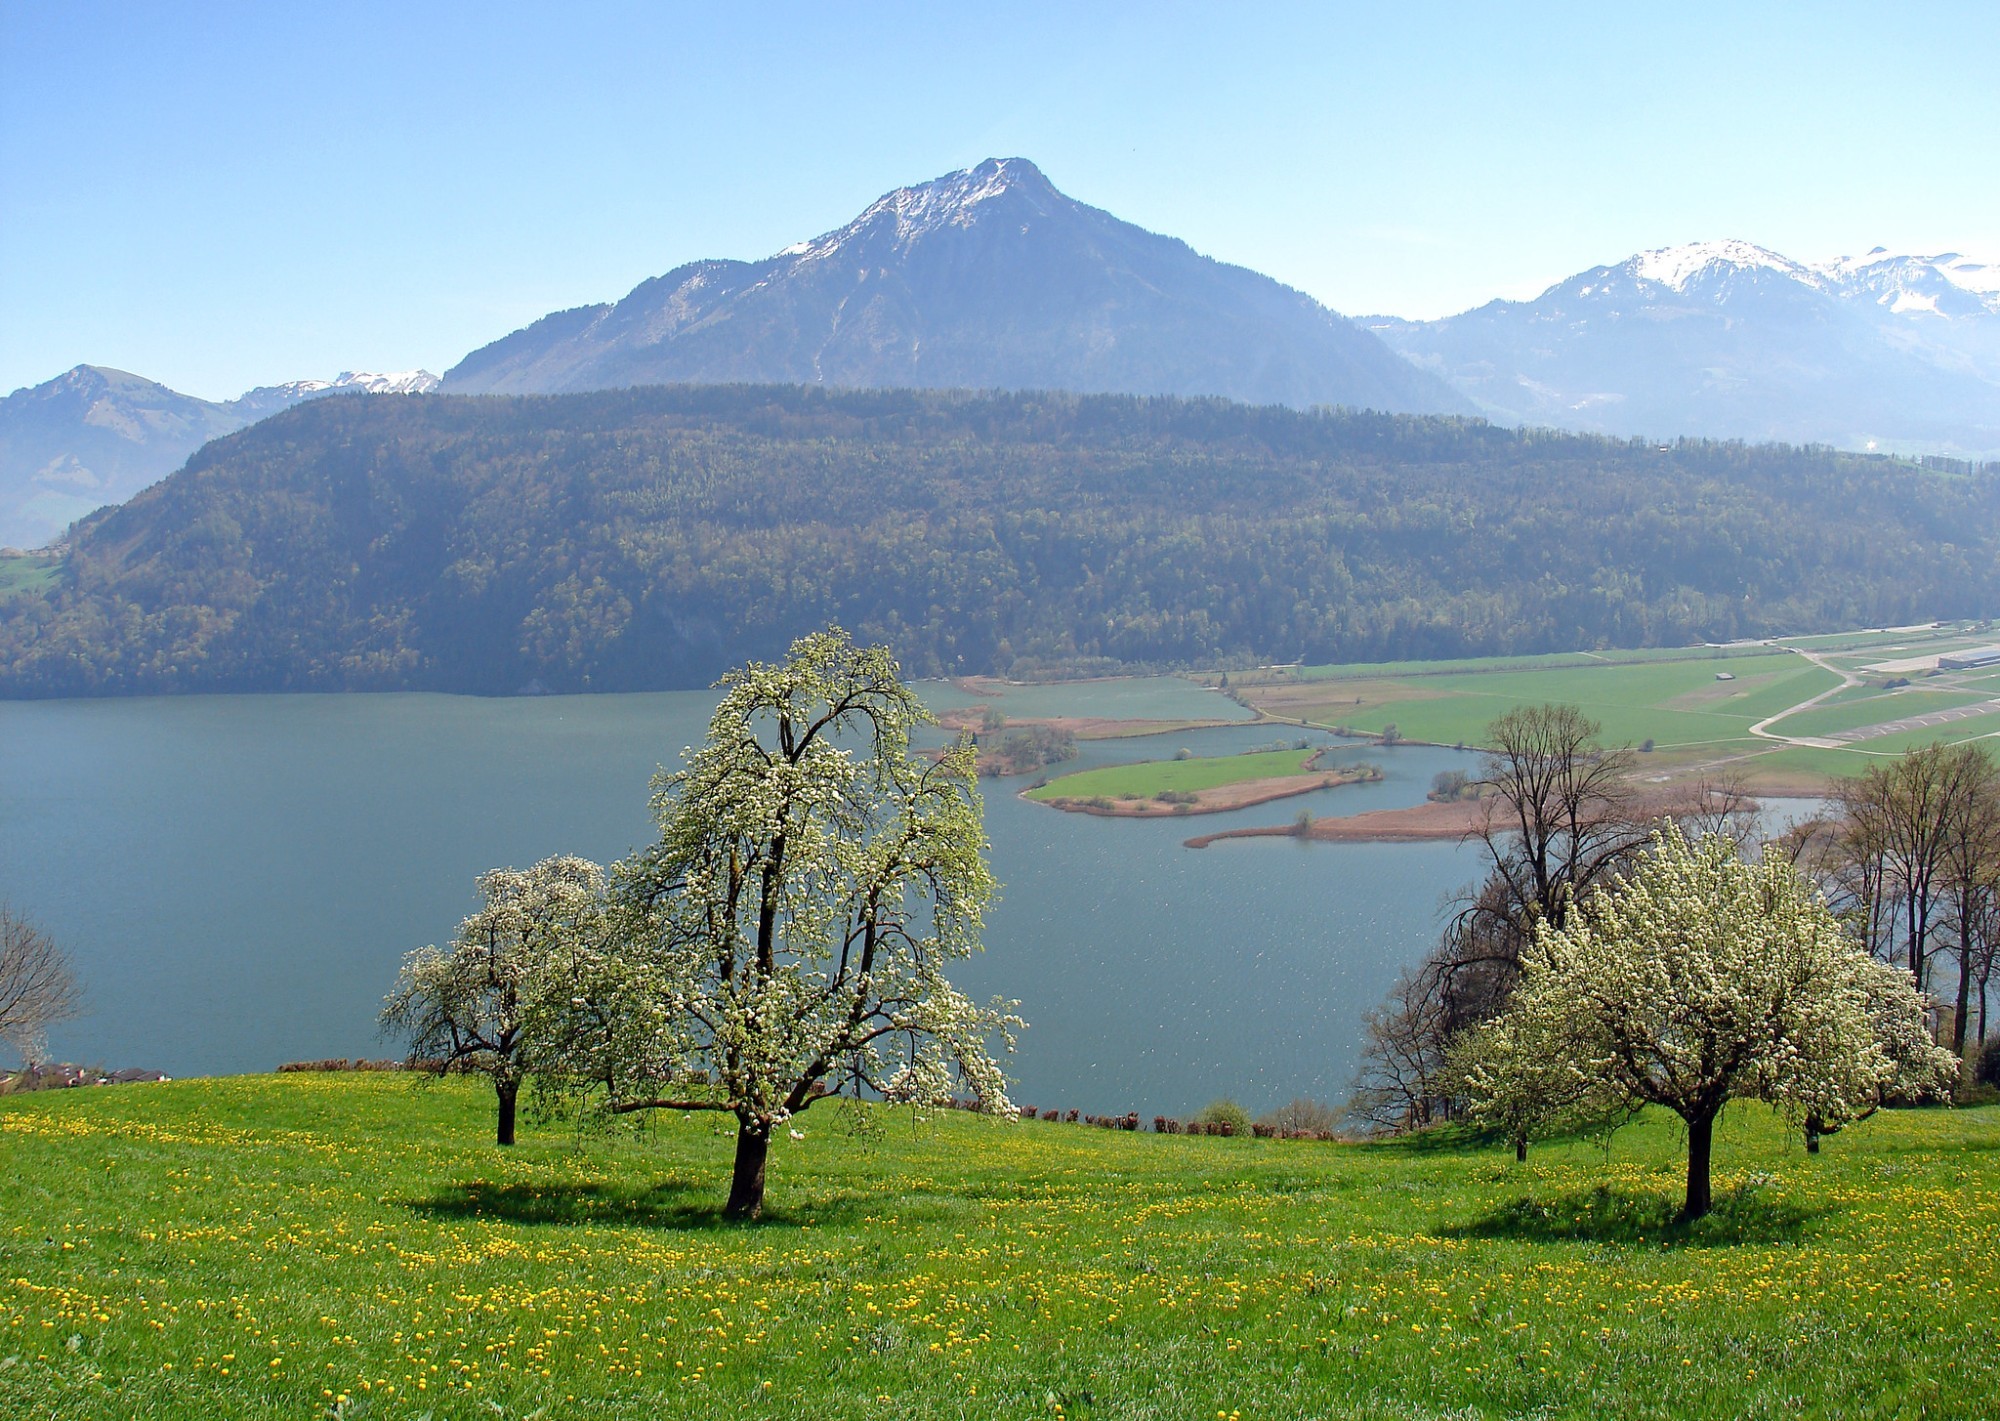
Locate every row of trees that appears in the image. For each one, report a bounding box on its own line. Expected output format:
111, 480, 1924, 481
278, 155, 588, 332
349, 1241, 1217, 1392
1799, 743, 2000, 1055
382, 631, 1020, 1219
1351, 705, 1972, 1219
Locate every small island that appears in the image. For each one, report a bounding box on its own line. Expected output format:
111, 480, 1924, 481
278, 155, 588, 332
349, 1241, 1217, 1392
1026, 746, 1382, 817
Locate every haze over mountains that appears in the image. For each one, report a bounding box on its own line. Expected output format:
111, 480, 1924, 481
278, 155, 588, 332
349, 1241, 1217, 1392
0, 366, 438, 549
1368, 241, 2000, 456
4, 159, 1997, 552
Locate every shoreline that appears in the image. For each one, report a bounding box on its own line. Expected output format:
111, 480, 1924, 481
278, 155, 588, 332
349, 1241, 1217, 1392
938, 707, 1247, 741
1029, 767, 1378, 818
1184, 798, 1486, 847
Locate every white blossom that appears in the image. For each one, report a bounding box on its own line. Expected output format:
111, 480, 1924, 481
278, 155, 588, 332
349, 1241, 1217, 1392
530, 629, 1022, 1217
380, 855, 605, 1144
1459, 827, 1957, 1217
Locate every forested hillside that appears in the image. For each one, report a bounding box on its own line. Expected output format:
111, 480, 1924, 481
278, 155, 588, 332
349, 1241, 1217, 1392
0, 385, 1994, 698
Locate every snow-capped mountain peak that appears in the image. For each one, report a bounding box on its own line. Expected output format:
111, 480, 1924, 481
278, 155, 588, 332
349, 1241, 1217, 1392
337, 369, 440, 394
252, 370, 441, 400
776, 157, 1053, 262
1369, 234, 2000, 460
1626, 239, 1820, 292
1815, 249, 2000, 317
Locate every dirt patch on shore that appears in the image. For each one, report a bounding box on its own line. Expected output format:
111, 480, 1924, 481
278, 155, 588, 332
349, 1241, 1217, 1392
1035, 767, 1379, 818
1184, 798, 1485, 847
938, 707, 1241, 741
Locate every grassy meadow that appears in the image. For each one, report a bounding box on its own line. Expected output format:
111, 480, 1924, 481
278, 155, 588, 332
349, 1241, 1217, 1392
0, 552, 61, 602
3, 1074, 1997, 1419
1024, 748, 1321, 802
1220, 621, 2000, 788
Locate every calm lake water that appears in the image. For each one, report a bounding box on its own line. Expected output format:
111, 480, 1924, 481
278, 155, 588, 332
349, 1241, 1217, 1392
0, 680, 1485, 1115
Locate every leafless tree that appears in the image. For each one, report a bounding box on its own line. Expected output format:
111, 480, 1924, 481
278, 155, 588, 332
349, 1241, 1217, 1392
1961, 887, 2000, 1049
1940, 749, 2000, 1054
1833, 742, 1994, 995
0, 906, 81, 1066
1796, 743, 2000, 1057
1472, 705, 1642, 929
1345, 965, 1455, 1133
1347, 705, 1765, 1133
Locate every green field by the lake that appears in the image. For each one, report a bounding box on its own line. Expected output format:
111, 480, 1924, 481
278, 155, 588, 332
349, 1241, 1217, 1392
1224, 621, 2000, 786
3, 1075, 1995, 1419
1024, 747, 1322, 802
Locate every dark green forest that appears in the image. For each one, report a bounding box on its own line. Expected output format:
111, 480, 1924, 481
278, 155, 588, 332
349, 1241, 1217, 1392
0, 385, 1994, 697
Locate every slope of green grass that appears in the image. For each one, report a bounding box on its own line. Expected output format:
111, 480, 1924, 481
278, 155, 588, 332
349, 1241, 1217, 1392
1025, 748, 1317, 800
3, 1076, 1996, 1419
0, 552, 60, 601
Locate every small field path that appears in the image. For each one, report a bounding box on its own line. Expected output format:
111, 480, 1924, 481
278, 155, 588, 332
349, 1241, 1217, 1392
1747, 648, 1860, 748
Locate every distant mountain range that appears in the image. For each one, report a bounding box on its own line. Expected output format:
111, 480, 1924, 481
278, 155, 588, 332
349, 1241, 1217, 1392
5, 161, 1997, 551
441, 157, 1466, 419
0, 366, 438, 549
1366, 241, 2000, 457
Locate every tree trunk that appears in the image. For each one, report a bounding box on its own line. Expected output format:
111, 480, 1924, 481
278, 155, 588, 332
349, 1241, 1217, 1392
1954, 924, 1974, 1057
725, 1120, 771, 1221
1682, 1109, 1716, 1220
495, 1078, 519, 1147
1804, 1116, 1822, 1154
1514, 1133, 1527, 1163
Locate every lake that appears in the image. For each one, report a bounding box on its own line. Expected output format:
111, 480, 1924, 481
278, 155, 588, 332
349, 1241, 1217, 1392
0, 680, 1485, 1116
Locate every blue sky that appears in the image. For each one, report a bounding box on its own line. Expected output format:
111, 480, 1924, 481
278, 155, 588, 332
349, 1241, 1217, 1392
4, 1, 1997, 399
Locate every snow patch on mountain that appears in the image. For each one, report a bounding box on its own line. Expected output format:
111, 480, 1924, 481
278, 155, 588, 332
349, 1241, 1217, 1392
1528, 240, 2000, 323
777, 158, 1046, 264
1371, 236, 2000, 458
1815, 248, 2000, 317
1628, 239, 1821, 291
248, 370, 441, 401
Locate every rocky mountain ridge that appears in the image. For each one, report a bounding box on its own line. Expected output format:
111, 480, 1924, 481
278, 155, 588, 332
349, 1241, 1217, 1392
441, 158, 1468, 417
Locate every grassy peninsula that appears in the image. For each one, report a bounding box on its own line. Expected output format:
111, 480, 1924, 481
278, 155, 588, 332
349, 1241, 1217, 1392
2, 1075, 1995, 1419
1026, 747, 1379, 816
